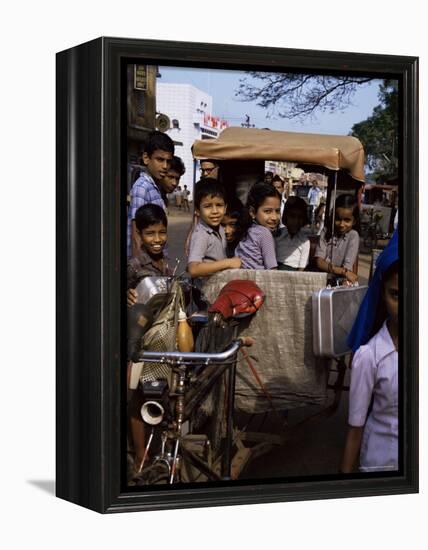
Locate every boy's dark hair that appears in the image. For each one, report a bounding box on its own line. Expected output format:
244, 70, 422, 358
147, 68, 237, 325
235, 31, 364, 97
325, 193, 360, 240
135, 203, 168, 232
193, 177, 226, 209
225, 197, 248, 244
144, 130, 174, 157
225, 196, 244, 219
170, 155, 185, 175
282, 195, 309, 226
272, 174, 284, 184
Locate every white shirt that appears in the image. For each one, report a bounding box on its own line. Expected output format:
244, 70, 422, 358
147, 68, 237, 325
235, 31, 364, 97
348, 321, 398, 472
274, 227, 310, 269
308, 186, 321, 207
279, 193, 287, 228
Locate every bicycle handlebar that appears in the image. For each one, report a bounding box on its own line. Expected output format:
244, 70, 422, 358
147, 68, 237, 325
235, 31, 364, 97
135, 337, 254, 365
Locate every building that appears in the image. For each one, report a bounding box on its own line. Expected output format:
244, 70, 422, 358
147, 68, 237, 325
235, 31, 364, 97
157, 83, 228, 198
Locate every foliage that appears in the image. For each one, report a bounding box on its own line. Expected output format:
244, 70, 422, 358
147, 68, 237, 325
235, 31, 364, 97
351, 80, 398, 181
235, 73, 372, 120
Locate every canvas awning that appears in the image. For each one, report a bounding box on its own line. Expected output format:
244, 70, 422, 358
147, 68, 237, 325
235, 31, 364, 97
192, 127, 365, 182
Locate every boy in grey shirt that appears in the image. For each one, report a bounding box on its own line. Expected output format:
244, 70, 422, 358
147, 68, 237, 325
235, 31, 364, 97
187, 178, 241, 277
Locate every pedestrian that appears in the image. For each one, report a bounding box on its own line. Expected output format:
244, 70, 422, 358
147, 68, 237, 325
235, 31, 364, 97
126, 131, 174, 258
162, 156, 185, 214
307, 178, 321, 225
182, 184, 190, 211
341, 231, 399, 473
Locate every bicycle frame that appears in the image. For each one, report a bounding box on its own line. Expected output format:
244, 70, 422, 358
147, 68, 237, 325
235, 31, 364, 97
134, 338, 251, 484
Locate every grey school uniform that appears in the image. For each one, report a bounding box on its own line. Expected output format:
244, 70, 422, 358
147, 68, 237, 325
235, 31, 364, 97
235, 223, 277, 270
314, 228, 359, 270
188, 220, 226, 264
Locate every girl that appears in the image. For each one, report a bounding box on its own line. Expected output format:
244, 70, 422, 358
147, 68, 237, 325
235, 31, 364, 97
235, 182, 280, 270
275, 196, 310, 271
341, 231, 399, 473
314, 193, 360, 284
126, 203, 170, 479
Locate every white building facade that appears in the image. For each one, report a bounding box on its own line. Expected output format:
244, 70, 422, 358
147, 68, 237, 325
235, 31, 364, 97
157, 83, 228, 198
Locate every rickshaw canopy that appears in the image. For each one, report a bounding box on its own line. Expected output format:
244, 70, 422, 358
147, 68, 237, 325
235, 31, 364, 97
192, 127, 365, 183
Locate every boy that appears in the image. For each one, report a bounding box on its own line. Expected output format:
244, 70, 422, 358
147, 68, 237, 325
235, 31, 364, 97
162, 156, 185, 214
187, 178, 241, 278
221, 198, 245, 257
162, 156, 185, 195
127, 131, 174, 258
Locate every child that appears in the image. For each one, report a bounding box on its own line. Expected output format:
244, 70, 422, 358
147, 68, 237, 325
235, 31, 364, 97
221, 198, 247, 258
127, 130, 174, 258
235, 182, 280, 270
187, 178, 241, 278
341, 231, 399, 473
275, 196, 310, 271
127, 203, 169, 296
126, 204, 170, 476
314, 193, 360, 284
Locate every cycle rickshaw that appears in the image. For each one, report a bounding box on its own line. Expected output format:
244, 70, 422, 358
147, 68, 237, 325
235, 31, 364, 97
130, 127, 369, 485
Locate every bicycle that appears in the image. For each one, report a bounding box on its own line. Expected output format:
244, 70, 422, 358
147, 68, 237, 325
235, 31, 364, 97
131, 337, 254, 485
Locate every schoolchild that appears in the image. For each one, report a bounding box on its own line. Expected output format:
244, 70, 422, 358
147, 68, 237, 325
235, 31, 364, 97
341, 231, 399, 473
163, 156, 185, 195
127, 131, 174, 258
234, 182, 280, 270
187, 178, 241, 277
127, 204, 169, 300
163, 156, 185, 214
126, 204, 170, 476
221, 198, 247, 258
275, 196, 310, 271
314, 193, 360, 284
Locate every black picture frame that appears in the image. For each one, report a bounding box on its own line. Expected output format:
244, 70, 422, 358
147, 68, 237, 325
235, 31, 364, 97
56, 37, 418, 513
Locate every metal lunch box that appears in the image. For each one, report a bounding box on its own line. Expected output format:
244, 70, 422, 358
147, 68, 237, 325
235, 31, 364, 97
312, 285, 368, 358
135, 276, 172, 310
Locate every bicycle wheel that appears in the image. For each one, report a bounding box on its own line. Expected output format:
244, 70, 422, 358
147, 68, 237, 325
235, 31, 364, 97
133, 461, 170, 486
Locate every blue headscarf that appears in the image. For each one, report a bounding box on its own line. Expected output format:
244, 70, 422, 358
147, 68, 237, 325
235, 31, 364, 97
347, 230, 399, 352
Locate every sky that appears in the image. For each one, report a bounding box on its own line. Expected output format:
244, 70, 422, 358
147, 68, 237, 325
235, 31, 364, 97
159, 65, 382, 136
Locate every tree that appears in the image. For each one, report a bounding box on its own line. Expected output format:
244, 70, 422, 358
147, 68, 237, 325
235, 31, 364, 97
351, 80, 398, 180
235, 73, 373, 120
